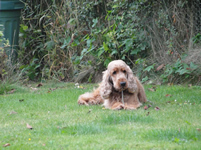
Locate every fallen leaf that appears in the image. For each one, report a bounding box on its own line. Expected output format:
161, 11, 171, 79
196, 128, 201, 132
19, 99, 24, 102
3, 143, 10, 147
148, 104, 152, 108
144, 106, 148, 110
148, 88, 155, 92
165, 94, 172, 97
10, 111, 17, 115
146, 112, 150, 116
188, 84, 192, 87
156, 64, 165, 71
36, 83, 43, 87
27, 123, 33, 130
155, 106, 160, 111
42, 143, 46, 146
166, 101, 171, 103
8, 89, 16, 94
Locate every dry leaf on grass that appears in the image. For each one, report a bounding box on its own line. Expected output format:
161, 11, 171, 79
165, 94, 172, 97
155, 106, 160, 111
10, 111, 17, 115
197, 128, 201, 132
148, 86, 157, 92
8, 89, 16, 94
148, 88, 155, 92
146, 112, 150, 116
144, 106, 148, 110
3, 143, 10, 147
26, 123, 33, 130
36, 83, 43, 87
19, 99, 24, 102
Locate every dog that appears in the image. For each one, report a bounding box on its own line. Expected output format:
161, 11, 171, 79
78, 60, 147, 110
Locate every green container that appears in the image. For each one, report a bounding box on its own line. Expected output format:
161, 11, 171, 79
0, 0, 24, 62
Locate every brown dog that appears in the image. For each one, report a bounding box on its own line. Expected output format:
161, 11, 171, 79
78, 60, 147, 110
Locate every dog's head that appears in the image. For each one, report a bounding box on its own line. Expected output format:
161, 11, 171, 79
100, 60, 137, 99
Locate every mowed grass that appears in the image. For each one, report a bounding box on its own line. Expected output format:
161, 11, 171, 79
0, 82, 201, 150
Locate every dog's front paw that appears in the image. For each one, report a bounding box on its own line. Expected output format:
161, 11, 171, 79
78, 99, 89, 106
112, 103, 124, 110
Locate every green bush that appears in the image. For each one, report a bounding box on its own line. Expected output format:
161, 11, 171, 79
19, 0, 201, 84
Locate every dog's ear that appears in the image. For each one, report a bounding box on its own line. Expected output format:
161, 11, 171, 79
126, 66, 137, 93
100, 70, 112, 99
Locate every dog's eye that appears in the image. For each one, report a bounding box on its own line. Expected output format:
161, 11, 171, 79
123, 70, 126, 73
113, 71, 116, 75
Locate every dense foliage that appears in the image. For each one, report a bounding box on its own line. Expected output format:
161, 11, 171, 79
1, 0, 201, 84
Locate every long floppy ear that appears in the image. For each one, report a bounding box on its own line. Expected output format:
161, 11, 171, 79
100, 70, 112, 99
127, 66, 138, 93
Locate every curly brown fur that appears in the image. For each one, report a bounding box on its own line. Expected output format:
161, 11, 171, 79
77, 60, 147, 110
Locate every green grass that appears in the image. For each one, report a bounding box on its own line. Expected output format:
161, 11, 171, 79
0, 82, 201, 149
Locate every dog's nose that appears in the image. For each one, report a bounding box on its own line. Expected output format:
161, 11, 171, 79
120, 82, 126, 87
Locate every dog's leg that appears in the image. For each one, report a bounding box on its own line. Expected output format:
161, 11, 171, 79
77, 88, 104, 105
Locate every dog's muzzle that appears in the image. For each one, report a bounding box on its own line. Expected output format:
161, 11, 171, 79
120, 82, 126, 87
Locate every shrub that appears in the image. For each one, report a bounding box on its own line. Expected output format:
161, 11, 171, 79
19, 0, 201, 84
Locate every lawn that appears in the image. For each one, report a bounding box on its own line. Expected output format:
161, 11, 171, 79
0, 82, 201, 150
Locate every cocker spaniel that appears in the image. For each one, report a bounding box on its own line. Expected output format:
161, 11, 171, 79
78, 60, 147, 110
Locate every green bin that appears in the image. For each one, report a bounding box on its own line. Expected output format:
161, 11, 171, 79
0, 0, 24, 62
